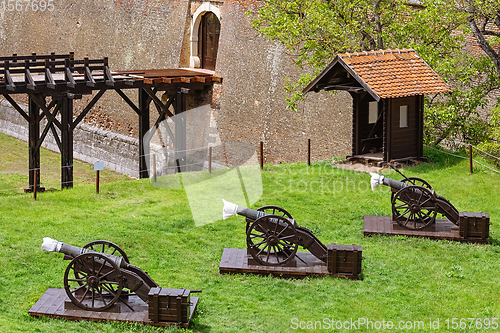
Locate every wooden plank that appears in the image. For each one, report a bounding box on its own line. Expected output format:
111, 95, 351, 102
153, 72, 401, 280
172, 77, 191, 83
29, 288, 198, 327
235, 249, 245, 269
29, 288, 57, 315
363, 215, 489, 244
219, 248, 358, 279
35, 289, 59, 315
191, 76, 206, 83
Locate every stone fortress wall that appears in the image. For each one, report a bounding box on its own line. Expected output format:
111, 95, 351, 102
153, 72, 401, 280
0, 0, 352, 177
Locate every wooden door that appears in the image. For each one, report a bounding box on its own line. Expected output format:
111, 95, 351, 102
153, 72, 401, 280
198, 12, 220, 70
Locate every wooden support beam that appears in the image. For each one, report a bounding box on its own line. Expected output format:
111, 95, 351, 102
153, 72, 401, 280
191, 76, 206, 83
28, 96, 41, 191
65, 59, 76, 88
60, 97, 74, 189
35, 101, 61, 152
142, 87, 175, 118
138, 88, 151, 179
2, 94, 29, 121
104, 57, 115, 86
124, 79, 142, 86
152, 94, 176, 143
174, 88, 187, 173
73, 89, 106, 128
64, 93, 82, 99
323, 84, 364, 92
115, 89, 141, 116
50, 121, 62, 153
84, 58, 96, 87
37, 99, 57, 122
28, 93, 62, 129
25, 60, 36, 90
44, 60, 56, 89
3, 62, 16, 91
172, 77, 191, 83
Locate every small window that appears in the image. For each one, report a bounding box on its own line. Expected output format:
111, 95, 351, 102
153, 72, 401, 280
368, 101, 378, 124
400, 105, 408, 128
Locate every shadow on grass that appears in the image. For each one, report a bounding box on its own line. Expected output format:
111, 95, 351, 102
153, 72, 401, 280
488, 237, 499, 247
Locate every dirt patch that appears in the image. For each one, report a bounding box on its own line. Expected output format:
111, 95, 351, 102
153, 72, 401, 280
332, 160, 386, 173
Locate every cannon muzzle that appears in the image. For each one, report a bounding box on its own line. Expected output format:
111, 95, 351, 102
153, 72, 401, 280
370, 173, 409, 191
222, 199, 269, 221
42, 237, 126, 268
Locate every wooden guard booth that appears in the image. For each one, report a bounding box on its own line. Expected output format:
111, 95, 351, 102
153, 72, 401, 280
303, 49, 451, 164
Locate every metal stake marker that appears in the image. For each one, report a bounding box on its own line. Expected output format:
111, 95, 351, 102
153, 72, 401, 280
94, 161, 104, 194
260, 141, 264, 169
307, 139, 311, 166
96, 170, 100, 194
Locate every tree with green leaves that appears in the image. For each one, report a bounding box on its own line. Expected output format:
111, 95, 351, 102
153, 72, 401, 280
247, 0, 500, 149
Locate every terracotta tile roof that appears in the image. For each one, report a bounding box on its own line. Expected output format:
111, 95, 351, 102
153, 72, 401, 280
340, 49, 451, 98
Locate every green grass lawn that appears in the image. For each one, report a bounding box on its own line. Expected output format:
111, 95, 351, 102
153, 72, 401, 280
0, 132, 499, 332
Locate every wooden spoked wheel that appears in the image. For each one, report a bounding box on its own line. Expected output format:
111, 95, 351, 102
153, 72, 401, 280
83, 240, 129, 264
64, 252, 123, 311
391, 177, 432, 203
392, 185, 437, 230
246, 215, 298, 266
246, 205, 293, 233
401, 177, 432, 189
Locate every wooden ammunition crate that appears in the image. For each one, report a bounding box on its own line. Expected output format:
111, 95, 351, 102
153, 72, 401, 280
459, 212, 490, 240
327, 244, 362, 280
148, 287, 191, 323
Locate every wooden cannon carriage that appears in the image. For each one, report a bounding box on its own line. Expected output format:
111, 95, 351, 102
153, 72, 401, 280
29, 238, 200, 327
219, 200, 363, 279
365, 168, 490, 243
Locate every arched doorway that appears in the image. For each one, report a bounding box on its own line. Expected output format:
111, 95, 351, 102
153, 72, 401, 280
197, 12, 220, 70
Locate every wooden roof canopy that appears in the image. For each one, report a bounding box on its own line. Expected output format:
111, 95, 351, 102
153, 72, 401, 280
303, 49, 451, 101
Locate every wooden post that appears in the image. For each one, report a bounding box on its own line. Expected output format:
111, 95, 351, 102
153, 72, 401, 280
174, 88, 187, 173
307, 138, 311, 166
138, 88, 151, 179
208, 146, 212, 174
260, 141, 264, 169
33, 169, 37, 200
469, 145, 473, 174
28, 96, 40, 192
152, 153, 157, 183
96, 170, 100, 194
61, 97, 74, 189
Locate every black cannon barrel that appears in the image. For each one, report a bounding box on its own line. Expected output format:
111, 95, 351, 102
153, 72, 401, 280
370, 172, 410, 191
42, 237, 126, 268
383, 177, 408, 190
223, 199, 270, 221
